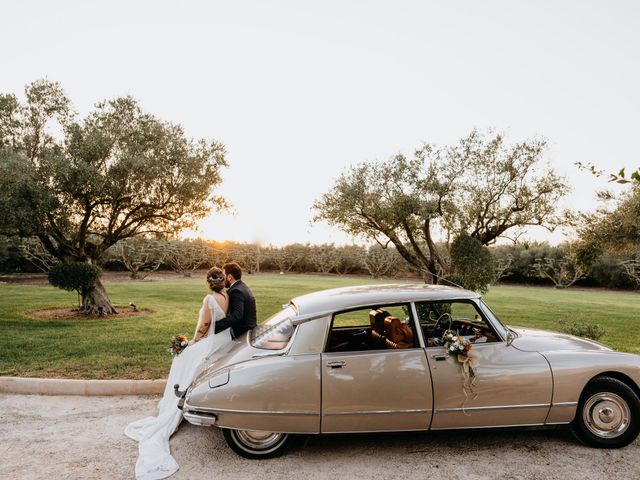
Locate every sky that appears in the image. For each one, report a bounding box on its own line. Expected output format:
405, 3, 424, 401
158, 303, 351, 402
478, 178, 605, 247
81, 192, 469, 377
2, 0, 638, 246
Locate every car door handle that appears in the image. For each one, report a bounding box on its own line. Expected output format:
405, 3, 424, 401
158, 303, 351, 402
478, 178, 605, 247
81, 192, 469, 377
430, 354, 447, 361
326, 361, 346, 368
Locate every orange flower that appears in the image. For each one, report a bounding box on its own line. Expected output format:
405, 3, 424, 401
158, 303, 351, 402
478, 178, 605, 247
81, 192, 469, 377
178, 335, 187, 342
464, 343, 472, 351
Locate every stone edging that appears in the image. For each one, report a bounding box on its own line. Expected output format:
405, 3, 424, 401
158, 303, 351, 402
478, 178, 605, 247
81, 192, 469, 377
0, 376, 166, 396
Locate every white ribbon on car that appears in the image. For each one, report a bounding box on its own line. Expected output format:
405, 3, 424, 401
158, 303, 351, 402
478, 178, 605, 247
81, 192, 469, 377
458, 351, 478, 415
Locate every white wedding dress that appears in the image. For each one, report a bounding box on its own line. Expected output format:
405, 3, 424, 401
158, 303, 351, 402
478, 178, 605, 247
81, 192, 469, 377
125, 295, 233, 480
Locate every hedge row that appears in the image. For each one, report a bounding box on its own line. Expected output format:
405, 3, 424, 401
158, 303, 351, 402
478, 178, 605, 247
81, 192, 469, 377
0, 236, 637, 290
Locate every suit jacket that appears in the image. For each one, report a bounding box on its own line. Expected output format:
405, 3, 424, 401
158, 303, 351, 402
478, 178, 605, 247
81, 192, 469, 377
214, 280, 257, 338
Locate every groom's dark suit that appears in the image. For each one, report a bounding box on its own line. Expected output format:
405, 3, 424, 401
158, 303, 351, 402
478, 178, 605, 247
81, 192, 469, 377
214, 280, 257, 338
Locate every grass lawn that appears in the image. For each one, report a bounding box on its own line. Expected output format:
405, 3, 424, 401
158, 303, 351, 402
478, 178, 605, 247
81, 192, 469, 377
0, 274, 638, 379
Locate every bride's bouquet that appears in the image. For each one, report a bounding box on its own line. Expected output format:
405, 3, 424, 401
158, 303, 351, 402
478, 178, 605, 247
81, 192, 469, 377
168, 335, 189, 357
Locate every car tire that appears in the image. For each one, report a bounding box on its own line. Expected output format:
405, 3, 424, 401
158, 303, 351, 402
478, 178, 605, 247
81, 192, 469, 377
571, 376, 640, 448
222, 428, 295, 459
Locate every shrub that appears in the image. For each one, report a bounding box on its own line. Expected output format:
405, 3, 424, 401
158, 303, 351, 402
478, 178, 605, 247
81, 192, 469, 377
557, 319, 606, 341
48, 262, 102, 294
450, 234, 494, 293
590, 253, 637, 289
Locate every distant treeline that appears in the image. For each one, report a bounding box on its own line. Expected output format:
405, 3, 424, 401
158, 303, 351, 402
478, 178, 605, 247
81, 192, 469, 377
0, 236, 637, 290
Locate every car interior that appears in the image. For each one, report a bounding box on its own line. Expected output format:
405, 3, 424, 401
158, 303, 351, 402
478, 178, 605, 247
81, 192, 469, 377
324, 301, 501, 352
416, 301, 500, 347
325, 304, 417, 352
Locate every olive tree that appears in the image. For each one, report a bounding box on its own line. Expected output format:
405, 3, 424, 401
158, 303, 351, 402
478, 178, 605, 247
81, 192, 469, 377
107, 237, 166, 280
532, 243, 586, 289
267, 244, 302, 274
576, 162, 640, 185
314, 130, 568, 283
620, 259, 640, 287
0, 80, 227, 314
164, 240, 212, 277
309, 244, 340, 274
490, 245, 514, 283
576, 187, 640, 255
362, 245, 400, 279
19, 236, 61, 273
334, 245, 365, 275
573, 185, 640, 283
228, 243, 263, 274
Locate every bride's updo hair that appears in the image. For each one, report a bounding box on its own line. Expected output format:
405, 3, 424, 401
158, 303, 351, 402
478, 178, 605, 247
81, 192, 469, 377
206, 267, 225, 293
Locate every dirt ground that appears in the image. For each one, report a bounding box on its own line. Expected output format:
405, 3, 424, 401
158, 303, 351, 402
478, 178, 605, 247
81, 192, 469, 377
0, 270, 205, 285
24, 306, 152, 321
1, 394, 638, 480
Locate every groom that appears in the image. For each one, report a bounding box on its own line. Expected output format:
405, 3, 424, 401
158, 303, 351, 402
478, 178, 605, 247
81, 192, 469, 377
214, 262, 257, 338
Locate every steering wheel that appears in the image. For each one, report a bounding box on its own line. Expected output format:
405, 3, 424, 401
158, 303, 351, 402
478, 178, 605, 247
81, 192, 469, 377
433, 313, 452, 337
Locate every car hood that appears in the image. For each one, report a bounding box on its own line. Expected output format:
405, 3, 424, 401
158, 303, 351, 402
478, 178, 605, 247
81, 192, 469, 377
190, 332, 268, 387
509, 326, 613, 353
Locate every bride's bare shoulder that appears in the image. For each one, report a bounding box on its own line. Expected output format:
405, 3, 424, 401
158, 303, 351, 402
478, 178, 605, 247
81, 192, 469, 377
208, 291, 227, 308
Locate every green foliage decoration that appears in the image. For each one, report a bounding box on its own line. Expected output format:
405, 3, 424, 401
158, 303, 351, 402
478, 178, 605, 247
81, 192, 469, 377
449, 234, 494, 293
48, 262, 102, 294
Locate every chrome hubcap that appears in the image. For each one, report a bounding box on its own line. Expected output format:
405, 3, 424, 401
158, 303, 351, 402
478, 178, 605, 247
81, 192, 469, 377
234, 430, 286, 451
583, 393, 630, 438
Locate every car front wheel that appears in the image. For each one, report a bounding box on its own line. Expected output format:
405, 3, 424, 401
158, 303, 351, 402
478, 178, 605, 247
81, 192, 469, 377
222, 428, 294, 459
571, 376, 640, 448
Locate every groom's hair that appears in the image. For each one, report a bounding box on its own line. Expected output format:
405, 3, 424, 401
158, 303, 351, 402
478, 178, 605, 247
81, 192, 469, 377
223, 262, 242, 280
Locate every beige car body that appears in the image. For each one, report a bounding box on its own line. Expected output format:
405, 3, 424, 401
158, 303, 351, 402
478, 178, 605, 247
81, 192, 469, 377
181, 284, 640, 436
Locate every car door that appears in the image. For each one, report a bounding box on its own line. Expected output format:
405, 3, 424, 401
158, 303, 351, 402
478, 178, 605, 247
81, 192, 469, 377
320, 304, 433, 433
417, 300, 553, 430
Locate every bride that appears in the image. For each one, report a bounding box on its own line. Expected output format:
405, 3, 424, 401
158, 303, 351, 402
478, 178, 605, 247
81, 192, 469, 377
125, 267, 233, 480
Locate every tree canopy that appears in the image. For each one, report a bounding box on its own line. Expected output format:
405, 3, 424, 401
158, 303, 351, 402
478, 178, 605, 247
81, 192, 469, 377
576, 186, 640, 257
0, 79, 228, 313
313, 130, 568, 283
571, 185, 640, 287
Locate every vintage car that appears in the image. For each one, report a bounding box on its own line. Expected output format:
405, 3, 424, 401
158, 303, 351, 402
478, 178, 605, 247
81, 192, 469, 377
178, 284, 640, 459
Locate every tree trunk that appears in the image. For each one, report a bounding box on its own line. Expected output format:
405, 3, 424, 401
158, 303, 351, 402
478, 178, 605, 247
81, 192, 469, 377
80, 279, 118, 315
422, 269, 438, 284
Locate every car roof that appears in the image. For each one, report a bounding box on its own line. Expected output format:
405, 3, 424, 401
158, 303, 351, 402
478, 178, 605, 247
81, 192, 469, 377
290, 283, 479, 316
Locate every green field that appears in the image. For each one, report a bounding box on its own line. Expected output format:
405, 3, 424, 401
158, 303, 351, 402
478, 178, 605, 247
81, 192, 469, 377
0, 274, 638, 379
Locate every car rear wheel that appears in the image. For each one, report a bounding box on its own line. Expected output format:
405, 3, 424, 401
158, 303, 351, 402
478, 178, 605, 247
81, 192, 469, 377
222, 428, 294, 459
571, 376, 640, 448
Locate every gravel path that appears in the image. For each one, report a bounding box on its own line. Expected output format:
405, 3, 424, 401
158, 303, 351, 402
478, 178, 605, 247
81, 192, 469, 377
1, 394, 638, 480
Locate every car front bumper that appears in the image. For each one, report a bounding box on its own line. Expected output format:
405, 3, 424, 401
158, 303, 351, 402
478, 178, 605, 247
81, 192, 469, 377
182, 406, 218, 427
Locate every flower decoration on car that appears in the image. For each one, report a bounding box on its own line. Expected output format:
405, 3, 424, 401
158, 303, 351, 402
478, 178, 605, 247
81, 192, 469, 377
442, 329, 479, 411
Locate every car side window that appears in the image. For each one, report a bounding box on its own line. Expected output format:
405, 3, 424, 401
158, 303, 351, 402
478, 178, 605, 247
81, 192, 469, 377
415, 300, 502, 347
325, 304, 418, 353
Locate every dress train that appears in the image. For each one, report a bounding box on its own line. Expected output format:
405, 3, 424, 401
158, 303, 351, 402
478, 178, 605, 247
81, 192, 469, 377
125, 296, 232, 480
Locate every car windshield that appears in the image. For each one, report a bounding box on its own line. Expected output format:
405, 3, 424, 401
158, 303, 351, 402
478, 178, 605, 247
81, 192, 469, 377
479, 300, 509, 340
250, 306, 296, 350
